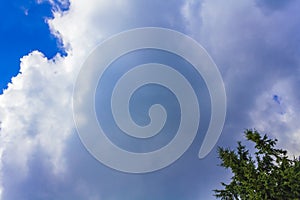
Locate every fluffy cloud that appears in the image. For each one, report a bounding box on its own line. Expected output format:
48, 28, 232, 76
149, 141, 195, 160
183, 0, 300, 151
1, 0, 300, 199
250, 78, 300, 156
0, 51, 74, 198
0, 1, 199, 199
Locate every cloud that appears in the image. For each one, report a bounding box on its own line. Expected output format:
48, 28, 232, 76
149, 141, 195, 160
0, 0, 209, 199
0, 51, 74, 198
183, 0, 300, 144
250, 78, 300, 156
1, 0, 300, 199
255, 0, 295, 12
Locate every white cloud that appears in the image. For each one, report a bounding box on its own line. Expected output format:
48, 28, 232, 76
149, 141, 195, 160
0, 51, 73, 183
0, 0, 136, 186
48, 0, 131, 54
183, 0, 300, 154
250, 78, 300, 157
0, 0, 191, 199
1, 0, 300, 199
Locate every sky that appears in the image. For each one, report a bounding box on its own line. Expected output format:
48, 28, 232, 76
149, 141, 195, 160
0, 0, 300, 199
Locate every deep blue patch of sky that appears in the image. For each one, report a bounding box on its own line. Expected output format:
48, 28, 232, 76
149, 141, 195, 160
0, 0, 69, 94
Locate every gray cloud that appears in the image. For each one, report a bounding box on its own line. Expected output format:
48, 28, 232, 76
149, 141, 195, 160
1, 0, 300, 199
185, 0, 300, 152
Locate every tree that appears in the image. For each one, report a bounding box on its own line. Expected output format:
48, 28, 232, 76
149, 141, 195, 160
214, 129, 300, 200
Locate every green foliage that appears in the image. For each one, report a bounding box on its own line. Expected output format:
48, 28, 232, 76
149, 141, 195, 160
214, 129, 300, 200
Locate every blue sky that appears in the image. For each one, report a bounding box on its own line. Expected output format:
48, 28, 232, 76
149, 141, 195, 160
0, 0, 300, 200
0, 0, 68, 93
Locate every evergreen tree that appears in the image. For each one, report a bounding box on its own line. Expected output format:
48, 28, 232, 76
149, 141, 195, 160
214, 129, 300, 200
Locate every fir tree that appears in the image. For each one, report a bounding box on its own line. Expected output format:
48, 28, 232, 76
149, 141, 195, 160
214, 129, 300, 200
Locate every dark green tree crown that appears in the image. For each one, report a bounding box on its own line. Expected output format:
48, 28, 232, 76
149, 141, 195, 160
214, 129, 300, 200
